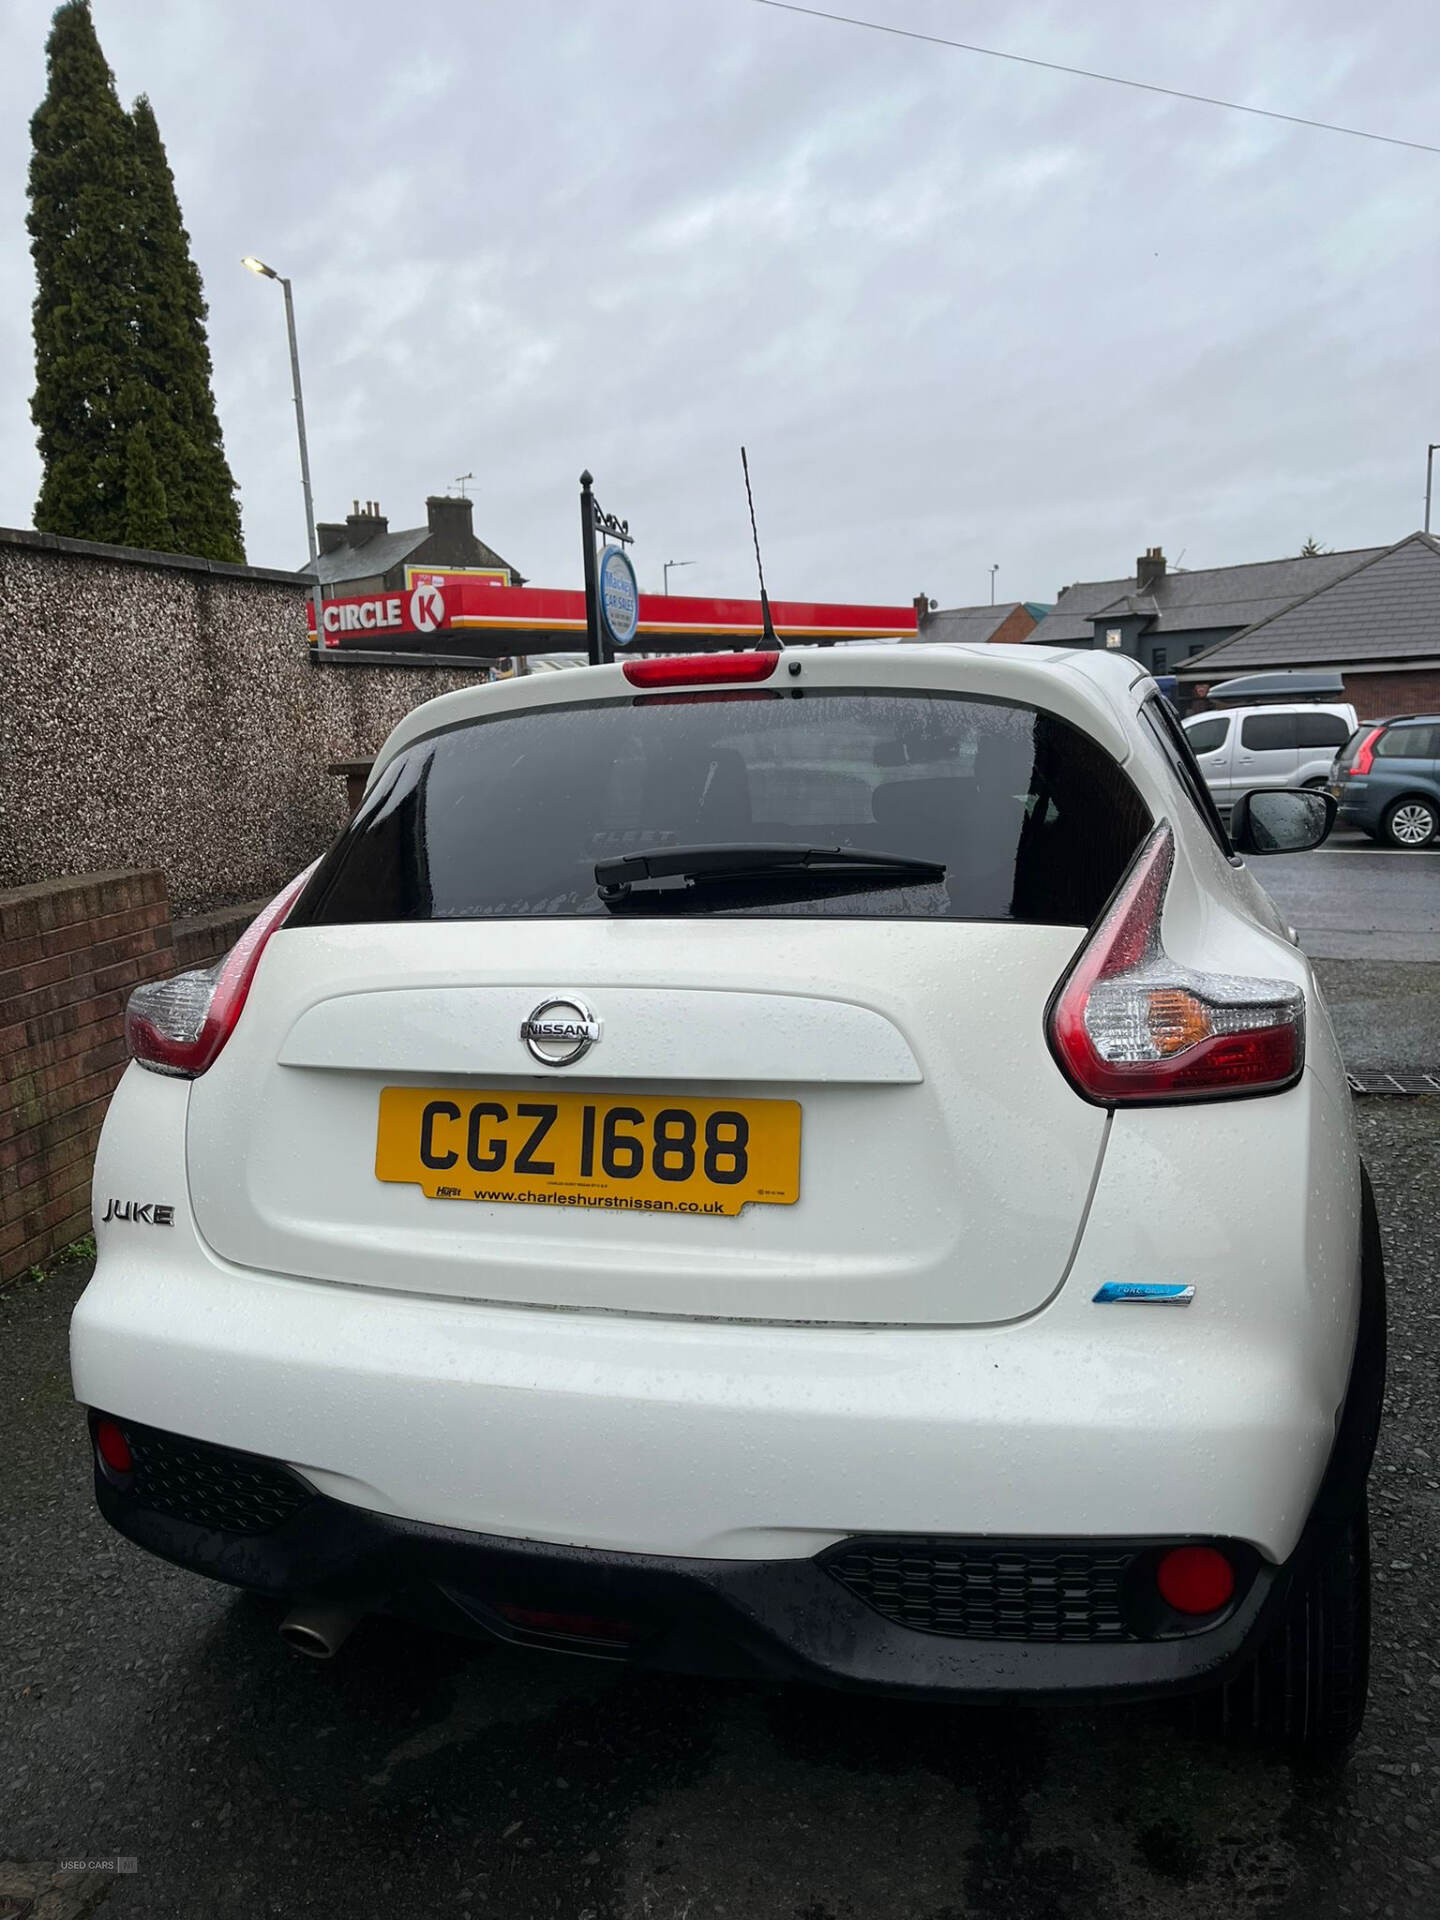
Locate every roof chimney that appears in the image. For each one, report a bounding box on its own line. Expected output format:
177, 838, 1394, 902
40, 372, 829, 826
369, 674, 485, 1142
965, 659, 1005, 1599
344, 499, 387, 547
425, 493, 476, 551
1136, 545, 1167, 594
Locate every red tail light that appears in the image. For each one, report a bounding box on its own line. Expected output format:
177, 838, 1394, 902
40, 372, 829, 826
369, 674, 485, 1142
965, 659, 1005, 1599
1349, 726, 1384, 776
1047, 825, 1304, 1103
125, 864, 317, 1078
622, 652, 778, 688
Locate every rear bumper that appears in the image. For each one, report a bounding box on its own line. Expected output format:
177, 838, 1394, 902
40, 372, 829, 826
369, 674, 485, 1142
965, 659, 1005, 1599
83, 1176, 1382, 1704
88, 1429, 1296, 1702
73, 1245, 1347, 1565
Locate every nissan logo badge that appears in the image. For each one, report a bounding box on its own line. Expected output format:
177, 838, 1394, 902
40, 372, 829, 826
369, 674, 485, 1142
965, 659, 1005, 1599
520, 996, 601, 1067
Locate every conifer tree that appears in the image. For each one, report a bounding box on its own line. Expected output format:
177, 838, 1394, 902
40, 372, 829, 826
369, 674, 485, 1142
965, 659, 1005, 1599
122, 422, 173, 550
28, 0, 141, 543
128, 94, 244, 562
29, 2, 244, 561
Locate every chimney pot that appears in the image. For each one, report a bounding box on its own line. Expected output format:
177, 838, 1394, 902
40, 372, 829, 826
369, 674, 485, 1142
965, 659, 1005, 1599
344, 498, 388, 546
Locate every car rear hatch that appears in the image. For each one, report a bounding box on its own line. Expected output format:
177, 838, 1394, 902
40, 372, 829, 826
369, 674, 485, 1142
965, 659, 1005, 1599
185, 662, 1151, 1328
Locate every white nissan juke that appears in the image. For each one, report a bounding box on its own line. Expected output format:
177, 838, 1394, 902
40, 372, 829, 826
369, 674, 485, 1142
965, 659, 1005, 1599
72, 643, 1384, 1759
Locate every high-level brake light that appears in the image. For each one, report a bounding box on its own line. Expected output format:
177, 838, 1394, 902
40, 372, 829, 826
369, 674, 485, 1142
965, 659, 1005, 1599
1048, 824, 1305, 1103
622, 653, 778, 689
125, 865, 317, 1078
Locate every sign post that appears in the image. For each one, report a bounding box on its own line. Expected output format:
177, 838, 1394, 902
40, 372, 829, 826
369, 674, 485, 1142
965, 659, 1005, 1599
579, 470, 603, 666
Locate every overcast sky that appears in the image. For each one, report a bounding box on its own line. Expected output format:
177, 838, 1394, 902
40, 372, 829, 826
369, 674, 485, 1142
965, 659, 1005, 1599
1, 0, 1436, 607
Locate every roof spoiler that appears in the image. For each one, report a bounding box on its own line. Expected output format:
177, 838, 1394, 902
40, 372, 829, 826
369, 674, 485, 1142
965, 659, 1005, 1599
1207, 669, 1348, 701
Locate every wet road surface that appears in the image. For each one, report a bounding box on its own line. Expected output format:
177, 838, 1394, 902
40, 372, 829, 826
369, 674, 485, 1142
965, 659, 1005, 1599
1256, 834, 1440, 963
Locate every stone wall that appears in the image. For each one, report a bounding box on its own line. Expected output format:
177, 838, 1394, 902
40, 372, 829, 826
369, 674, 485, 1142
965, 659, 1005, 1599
0, 527, 488, 914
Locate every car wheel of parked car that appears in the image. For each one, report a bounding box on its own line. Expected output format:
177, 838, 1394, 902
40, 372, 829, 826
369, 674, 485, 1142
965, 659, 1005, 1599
1382, 796, 1438, 848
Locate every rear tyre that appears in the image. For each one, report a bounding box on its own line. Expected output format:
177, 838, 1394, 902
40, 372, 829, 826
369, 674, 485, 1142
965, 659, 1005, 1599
1382, 796, 1438, 848
1210, 1500, 1371, 1762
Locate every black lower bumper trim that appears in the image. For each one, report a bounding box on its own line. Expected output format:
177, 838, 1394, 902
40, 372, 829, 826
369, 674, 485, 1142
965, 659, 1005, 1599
93, 1453, 1303, 1704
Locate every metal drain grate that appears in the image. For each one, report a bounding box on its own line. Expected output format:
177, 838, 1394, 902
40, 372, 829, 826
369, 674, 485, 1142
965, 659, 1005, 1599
1347, 1070, 1440, 1096
827, 1541, 1135, 1642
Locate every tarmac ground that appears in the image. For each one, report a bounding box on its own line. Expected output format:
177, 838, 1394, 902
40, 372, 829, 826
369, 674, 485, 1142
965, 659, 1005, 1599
3, 1090, 1438, 1920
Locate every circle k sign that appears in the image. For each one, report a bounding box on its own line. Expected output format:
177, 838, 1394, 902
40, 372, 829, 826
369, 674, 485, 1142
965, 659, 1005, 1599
409, 582, 447, 633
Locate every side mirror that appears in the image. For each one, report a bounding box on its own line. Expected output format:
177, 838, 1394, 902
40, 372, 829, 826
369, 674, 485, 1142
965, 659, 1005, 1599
1230, 787, 1335, 855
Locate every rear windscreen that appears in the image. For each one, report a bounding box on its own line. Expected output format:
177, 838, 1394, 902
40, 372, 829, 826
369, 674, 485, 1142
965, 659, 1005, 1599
290, 689, 1151, 928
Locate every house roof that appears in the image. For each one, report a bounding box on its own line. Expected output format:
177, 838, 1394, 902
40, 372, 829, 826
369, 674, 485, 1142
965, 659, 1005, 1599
309, 525, 521, 587
921, 602, 1028, 645
311, 525, 430, 586
1032, 546, 1387, 645
1178, 532, 1440, 676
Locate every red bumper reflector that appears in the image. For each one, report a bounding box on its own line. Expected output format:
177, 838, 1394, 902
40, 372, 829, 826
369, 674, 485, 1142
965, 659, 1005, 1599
1155, 1545, 1235, 1614
622, 652, 778, 688
495, 1605, 640, 1643
95, 1418, 133, 1475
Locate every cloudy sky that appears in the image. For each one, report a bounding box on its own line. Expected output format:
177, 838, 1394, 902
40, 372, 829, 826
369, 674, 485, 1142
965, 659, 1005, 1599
0, 0, 1436, 608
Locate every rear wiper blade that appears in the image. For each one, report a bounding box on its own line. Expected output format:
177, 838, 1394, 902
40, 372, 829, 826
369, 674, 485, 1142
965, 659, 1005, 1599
595, 842, 945, 901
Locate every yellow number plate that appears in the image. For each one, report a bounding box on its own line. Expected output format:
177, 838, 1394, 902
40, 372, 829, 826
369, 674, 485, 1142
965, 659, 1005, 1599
375, 1088, 801, 1217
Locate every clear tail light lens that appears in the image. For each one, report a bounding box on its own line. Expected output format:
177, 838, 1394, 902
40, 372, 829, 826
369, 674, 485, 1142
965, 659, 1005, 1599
124, 865, 317, 1078
1048, 825, 1304, 1103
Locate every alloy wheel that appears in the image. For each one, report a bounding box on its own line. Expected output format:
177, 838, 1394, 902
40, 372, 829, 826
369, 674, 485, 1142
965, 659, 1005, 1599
1387, 802, 1437, 847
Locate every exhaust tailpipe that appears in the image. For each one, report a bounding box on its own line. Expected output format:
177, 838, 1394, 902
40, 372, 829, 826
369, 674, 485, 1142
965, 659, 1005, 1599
279, 1603, 361, 1659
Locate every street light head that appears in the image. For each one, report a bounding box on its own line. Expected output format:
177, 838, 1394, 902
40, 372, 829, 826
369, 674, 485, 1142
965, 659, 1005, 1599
242, 255, 278, 280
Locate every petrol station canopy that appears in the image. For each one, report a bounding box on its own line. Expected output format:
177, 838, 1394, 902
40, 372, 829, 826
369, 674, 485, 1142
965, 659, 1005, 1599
308, 575, 918, 659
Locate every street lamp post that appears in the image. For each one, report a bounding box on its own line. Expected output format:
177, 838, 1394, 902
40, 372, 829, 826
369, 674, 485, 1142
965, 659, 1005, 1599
243, 256, 323, 636
989, 564, 999, 606
1426, 443, 1439, 536
663, 559, 695, 595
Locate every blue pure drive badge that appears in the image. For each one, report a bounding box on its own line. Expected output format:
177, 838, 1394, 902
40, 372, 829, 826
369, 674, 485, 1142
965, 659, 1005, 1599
1092, 1282, 1195, 1305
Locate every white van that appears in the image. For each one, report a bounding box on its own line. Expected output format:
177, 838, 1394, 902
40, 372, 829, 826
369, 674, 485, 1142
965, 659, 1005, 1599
1183, 703, 1357, 811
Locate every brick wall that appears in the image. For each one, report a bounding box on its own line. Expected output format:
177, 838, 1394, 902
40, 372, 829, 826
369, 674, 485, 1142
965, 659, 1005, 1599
1344, 669, 1440, 721
987, 604, 1039, 646
1183, 667, 1440, 719
1, 870, 258, 1287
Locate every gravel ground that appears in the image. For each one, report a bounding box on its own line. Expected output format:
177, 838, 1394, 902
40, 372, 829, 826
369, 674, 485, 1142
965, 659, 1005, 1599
3, 1099, 1438, 1920
1314, 961, 1440, 1073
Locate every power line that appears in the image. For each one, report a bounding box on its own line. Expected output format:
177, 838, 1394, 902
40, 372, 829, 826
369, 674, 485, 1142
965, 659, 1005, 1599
750, 0, 1440, 156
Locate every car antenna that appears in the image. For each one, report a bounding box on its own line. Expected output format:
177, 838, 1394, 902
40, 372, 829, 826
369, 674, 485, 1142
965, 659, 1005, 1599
740, 446, 784, 650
